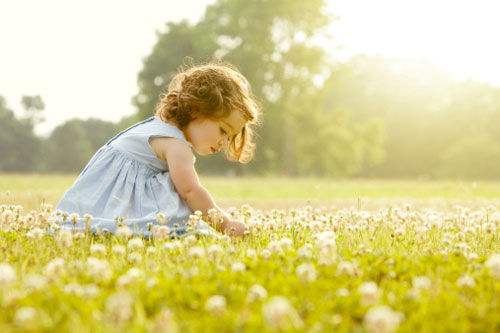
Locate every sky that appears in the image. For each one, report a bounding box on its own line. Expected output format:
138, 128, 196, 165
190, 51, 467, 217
1, 0, 499, 136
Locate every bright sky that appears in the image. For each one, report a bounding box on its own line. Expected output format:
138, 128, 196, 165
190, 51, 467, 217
1, 0, 499, 136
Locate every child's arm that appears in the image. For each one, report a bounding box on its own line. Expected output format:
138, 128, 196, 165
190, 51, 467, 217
150, 137, 247, 236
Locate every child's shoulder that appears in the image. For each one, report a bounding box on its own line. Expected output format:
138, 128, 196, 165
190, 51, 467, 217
149, 135, 196, 165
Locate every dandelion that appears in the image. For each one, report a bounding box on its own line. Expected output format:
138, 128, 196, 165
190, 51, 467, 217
152, 225, 170, 239
69, 213, 79, 225
247, 284, 268, 302
24, 274, 47, 292
336, 288, 350, 297
117, 267, 144, 288
26, 227, 45, 239
231, 262, 246, 272
205, 295, 226, 316
485, 253, 500, 279
262, 296, 303, 330
412, 276, 432, 291
0, 263, 16, 284
296, 263, 317, 283
358, 281, 380, 306
363, 305, 403, 333
336, 261, 360, 277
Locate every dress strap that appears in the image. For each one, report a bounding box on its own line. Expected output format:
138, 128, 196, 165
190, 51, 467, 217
104, 116, 155, 146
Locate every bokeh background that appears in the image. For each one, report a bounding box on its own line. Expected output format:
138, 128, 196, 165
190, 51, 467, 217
1, 0, 500, 180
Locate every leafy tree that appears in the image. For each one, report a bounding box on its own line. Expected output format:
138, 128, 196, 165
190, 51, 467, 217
0, 95, 42, 172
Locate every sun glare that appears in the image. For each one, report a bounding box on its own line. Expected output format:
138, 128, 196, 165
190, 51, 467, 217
328, 0, 500, 85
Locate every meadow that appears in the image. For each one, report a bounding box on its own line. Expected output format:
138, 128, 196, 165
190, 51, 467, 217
0, 174, 499, 332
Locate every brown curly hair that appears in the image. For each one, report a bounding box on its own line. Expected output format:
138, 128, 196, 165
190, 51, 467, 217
154, 62, 262, 163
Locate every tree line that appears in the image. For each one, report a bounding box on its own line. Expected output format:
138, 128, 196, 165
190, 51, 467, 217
1, 0, 499, 179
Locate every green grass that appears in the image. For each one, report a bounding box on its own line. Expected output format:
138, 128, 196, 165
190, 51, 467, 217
0, 174, 498, 331
1, 174, 499, 212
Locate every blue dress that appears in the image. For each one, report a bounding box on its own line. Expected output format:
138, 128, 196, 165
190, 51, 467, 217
56, 116, 216, 237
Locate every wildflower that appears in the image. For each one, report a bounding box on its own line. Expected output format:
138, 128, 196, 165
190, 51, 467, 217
90, 243, 107, 255
336, 261, 360, 276
55, 230, 73, 247
117, 267, 144, 288
231, 262, 246, 272
485, 253, 500, 279
24, 274, 47, 292
358, 281, 380, 306
207, 244, 223, 259
43, 258, 65, 279
14, 307, 37, 329
163, 241, 181, 252
152, 308, 178, 333
278, 238, 293, 250
86, 257, 112, 282
105, 291, 134, 323
456, 275, 475, 288
296, 263, 317, 283
247, 284, 268, 302
412, 276, 432, 291
112, 244, 126, 256
363, 305, 403, 333
69, 213, 79, 225
336, 288, 350, 297
26, 227, 45, 239
246, 248, 257, 258
116, 225, 132, 239
156, 212, 168, 225
262, 296, 303, 330
0, 263, 16, 284
128, 238, 144, 250
152, 225, 170, 239
188, 246, 206, 259
205, 295, 226, 316
127, 252, 142, 264
297, 244, 313, 259
146, 246, 157, 255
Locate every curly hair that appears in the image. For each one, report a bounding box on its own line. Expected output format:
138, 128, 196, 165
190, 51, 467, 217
154, 62, 262, 163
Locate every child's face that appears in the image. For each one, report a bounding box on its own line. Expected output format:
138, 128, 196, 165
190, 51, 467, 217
184, 110, 246, 156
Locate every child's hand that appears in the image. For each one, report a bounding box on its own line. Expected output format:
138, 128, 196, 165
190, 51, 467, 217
222, 220, 248, 237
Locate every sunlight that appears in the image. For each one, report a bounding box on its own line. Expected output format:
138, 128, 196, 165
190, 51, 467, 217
328, 0, 500, 85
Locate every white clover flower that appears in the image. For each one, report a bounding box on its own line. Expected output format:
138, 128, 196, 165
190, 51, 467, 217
156, 212, 168, 225
358, 281, 380, 306
128, 238, 144, 250
363, 305, 403, 333
188, 246, 206, 259
297, 244, 313, 259
116, 226, 132, 239
82, 284, 100, 299
231, 262, 246, 272
205, 295, 226, 316
64, 282, 84, 296
456, 275, 476, 288
90, 243, 106, 255
296, 263, 317, 283
26, 227, 45, 239
152, 308, 178, 333
55, 230, 73, 247
117, 267, 144, 288
105, 291, 134, 323
336, 261, 359, 276
278, 237, 293, 250
127, 251, 142, 264
152, 225, 170, 240
261, 249, 271, 259
0, 263, 16, 285
207, 244, 223, 259
163, 241, 181, 252
112, 245, 126, 256
14, 306, 37, 328
24, 274, 47, 291
247, 284, 268, 302
336, 288, 350, 297
262, 296, 303, 330
246, 248, 257, 258
485, 253, 500, 279
43, 258, 65, 279
86, 257, 112, 282
184, 234, 197, 245
412, 276, 432, 291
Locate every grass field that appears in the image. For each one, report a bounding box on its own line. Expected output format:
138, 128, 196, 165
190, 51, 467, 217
0, 174, 499, 332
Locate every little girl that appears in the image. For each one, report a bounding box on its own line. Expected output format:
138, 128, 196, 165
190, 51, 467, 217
56, 62, 261, 237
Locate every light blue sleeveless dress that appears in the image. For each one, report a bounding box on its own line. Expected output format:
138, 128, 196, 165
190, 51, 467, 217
56, 116, 216, 237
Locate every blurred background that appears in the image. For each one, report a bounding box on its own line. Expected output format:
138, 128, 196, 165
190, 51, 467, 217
1, 0, 500, 180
